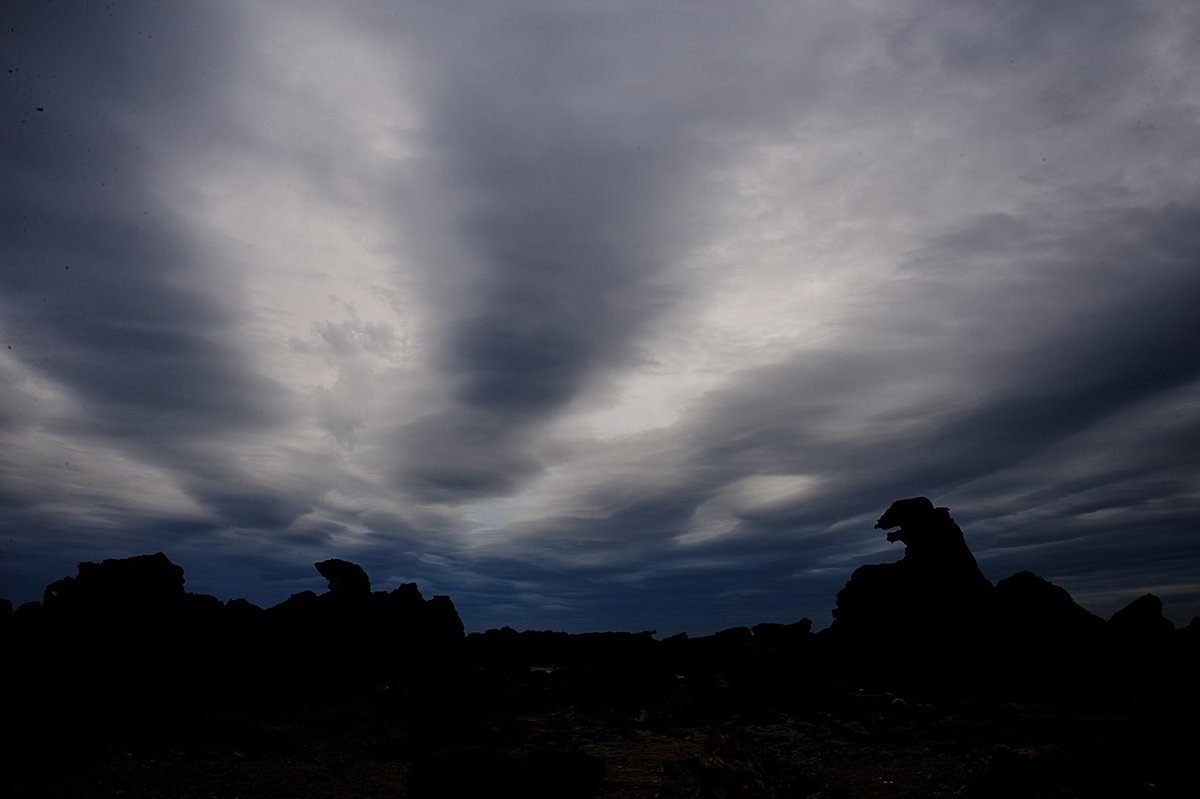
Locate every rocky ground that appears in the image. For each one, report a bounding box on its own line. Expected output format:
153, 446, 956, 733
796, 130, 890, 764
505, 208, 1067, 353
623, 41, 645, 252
4, 677, 1195, 798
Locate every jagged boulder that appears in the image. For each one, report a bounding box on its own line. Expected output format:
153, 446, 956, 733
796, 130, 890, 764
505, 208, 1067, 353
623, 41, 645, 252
994, 571, 1105, 641
224, 597, 265, 619
751, 619, 813, 650
263, 564, 467, 682
1178, 618, 1200, 669
989, 571, 1107, 687
1181, 617, 1200, 646
1102, 594, 1181, 702
13, 600, 44, 623
268, 589, 320, 617
426, 594, 466, 642
1108, 593, 1174, 638
43, 552, 185, 618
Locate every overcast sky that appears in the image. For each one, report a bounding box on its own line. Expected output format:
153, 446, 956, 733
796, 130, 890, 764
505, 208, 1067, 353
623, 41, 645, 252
2, 1, 1198, 633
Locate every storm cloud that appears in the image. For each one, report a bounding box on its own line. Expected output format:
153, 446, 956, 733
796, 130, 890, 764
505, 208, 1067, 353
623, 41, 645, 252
2, 0, 1198, 632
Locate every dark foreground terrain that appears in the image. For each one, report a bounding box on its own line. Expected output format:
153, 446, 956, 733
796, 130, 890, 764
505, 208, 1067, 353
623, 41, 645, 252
3, 499, 1197, 797
6, 677, 1195, 798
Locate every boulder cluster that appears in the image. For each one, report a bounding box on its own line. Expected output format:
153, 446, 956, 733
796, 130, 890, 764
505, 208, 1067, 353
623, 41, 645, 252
5, 553, 464, 678
1, 499, 1196, 775
0, 553, 466, 759
826, 497, 1194, 692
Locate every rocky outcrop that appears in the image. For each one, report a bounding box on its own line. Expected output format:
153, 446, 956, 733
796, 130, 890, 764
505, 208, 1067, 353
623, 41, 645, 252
751, 619, 813, 650
993, 570, 1105, 642
250, 564, 468, 688
42, 551, 185, 618
3, 552, 466, 703
988, 570, 1107, 688
823, 499, 1197, 695
830, 497, 993, 645
1108, 593, 1175, 639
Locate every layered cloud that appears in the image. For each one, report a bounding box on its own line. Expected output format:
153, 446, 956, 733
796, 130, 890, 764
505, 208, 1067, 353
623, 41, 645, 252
1, 1, 1198, 632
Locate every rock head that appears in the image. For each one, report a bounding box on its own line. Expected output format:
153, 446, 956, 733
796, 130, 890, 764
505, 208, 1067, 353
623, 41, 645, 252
315, 558, 371, 596
873, 497, 986, 581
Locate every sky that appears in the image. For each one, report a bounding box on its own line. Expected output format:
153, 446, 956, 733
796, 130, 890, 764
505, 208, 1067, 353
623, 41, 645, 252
2, 0, 1198, 634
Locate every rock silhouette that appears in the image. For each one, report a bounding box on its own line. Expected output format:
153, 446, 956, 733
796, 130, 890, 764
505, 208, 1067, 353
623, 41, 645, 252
986, 570, 1108, 691
42, 551, 185, 615
315, 557, 372, 596
1108, 592, 1175, 638
829, 497, 993, 659
1, 501, 1197, 798
874, 497, 985, 576
993, 570, 1105, 640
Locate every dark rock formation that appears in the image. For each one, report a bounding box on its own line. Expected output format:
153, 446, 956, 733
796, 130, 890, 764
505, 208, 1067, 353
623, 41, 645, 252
989, 571, 1107, 690
1181, 617, 1200, 648
427, 594, 467, 641
245, 563, 469, 689
682, 627, 755, 672
751, 619, 813, 649
1, 532, 1194, 786
43, 551, 185, 617
267, 589, 320, 618
1096, 594, 1183, 705
13, 600, 44, 622
830, 498, 993, 645
315, 557, 371, 596
33, 553, 203, 685
0, 552, 469, 720
822, 499, 1198, 696
225, 597, 265, 619
1108, 593, 1175, 638
993, 570, 1105, 642
874, 497, 988, 583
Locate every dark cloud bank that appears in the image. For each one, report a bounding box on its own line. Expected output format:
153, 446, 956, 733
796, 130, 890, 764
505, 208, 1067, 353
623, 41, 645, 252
2, 1, 1198, 633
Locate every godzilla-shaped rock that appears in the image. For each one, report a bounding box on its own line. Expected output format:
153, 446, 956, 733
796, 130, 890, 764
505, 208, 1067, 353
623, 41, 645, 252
315, 558, 371, 596
873, 497, 987, 583
831, 498, 993, 642
314, 556, 369, 595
